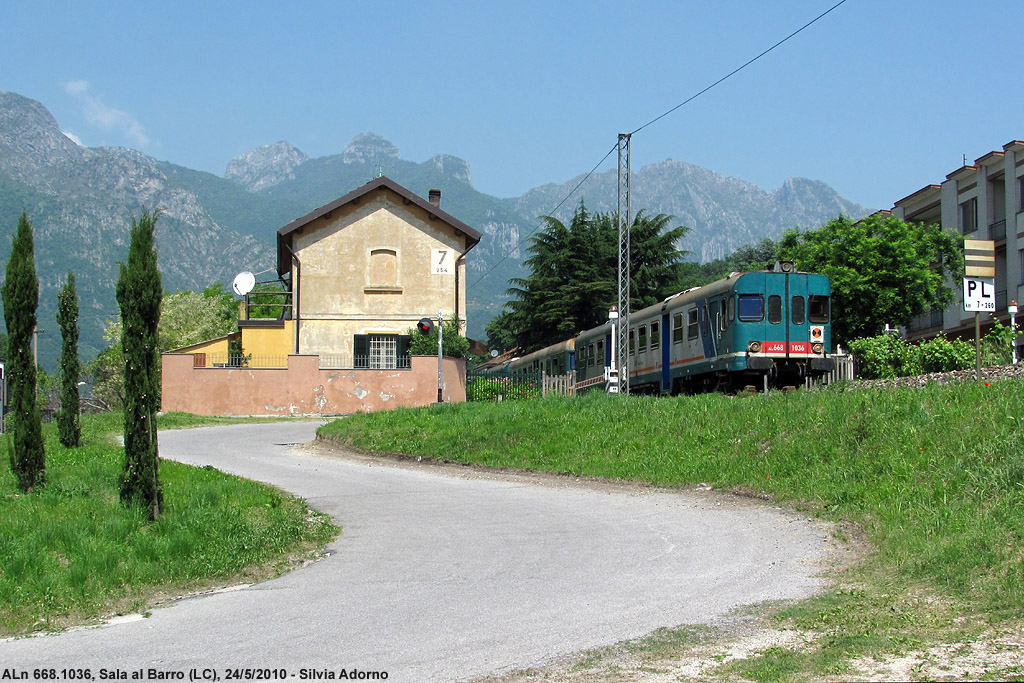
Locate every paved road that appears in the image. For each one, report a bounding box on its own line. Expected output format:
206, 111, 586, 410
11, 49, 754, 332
0, 422, 828, 681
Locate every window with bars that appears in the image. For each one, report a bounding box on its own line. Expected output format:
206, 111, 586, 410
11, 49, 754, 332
353, 334, 410, 369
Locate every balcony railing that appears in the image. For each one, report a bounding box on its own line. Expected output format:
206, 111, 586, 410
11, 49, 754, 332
989, 219, 1007, 241
907, 308, 944, 332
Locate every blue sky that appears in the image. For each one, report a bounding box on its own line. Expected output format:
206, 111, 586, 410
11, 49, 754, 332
4, 0, 1023, 211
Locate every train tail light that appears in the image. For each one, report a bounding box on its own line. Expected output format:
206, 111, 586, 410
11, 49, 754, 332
812, 342, 824, 354
747, 341, 762, 353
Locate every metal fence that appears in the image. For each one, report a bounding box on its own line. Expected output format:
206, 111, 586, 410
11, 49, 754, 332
466, 371, 576, 401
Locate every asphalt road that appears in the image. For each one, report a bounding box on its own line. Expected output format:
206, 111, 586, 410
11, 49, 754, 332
0, 421, 828, 681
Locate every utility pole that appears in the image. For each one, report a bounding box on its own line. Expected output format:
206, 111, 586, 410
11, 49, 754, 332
616, 133, 631, 395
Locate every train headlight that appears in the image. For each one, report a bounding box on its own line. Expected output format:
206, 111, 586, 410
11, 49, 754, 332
812, 342, 824, 354
747, 341, 762, 353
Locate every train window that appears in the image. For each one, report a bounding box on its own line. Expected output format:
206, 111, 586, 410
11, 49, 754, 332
650, 321, 660, 351
588, 343, 596, 367
808, 295, 830, 323
628, 329, 635, 355
738, 294, 765, 322
768, 295, 782, 324
596, 340, 604, 365
672, 313, 684, 343
792, 296, 805, 325
728, 296, 735, 322
687, 308, 699, 340
719, 300, 728, 331
638, 325, 647, 353
701, 305, 711, 336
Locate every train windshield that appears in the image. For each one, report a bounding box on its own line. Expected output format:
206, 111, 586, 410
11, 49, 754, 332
737, 294, 765, 322
808, 295, 830, 323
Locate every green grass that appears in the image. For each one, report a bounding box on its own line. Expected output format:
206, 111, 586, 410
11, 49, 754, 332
0, 412, 337, 635
320, 379, 1024, 678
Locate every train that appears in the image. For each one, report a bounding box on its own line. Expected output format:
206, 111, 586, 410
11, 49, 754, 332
493, 263, 835, 394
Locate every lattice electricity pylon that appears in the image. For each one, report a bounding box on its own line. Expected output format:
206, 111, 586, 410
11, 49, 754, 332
616, 133, 631, 395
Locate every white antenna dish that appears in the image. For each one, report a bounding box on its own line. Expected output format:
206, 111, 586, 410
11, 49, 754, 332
232, 271, 256, 296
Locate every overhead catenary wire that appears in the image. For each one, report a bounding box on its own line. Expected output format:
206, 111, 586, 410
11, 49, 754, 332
469, 0, 850, 292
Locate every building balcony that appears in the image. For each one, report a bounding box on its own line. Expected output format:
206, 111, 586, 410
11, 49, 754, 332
990, 219, 1007, 241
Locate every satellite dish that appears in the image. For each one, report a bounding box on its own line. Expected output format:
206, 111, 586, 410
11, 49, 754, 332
232, 271, 256, 296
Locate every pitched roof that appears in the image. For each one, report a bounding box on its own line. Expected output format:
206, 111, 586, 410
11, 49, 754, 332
276, 176, 482, 275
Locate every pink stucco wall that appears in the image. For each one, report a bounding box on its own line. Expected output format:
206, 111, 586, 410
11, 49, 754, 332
161, 354, 466, 416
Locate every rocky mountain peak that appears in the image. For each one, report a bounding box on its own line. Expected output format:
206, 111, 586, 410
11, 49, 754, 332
225, 141, 309, 193
0, 91, 87, 188
429, 153, 472, 185
342, 133, 400, 165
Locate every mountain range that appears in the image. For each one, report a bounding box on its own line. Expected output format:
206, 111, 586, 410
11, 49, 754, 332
0, 91, 870, 369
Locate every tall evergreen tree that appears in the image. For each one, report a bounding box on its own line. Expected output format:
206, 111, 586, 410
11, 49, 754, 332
1, 211, 45, 491
117, 211, 163, 519
501, 202, 689, 352
57, 271, 82, 448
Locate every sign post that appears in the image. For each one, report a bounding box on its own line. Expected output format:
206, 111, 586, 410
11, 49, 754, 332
963, 240, 996, 381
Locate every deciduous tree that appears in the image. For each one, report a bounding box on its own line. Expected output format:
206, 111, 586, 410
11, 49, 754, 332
1, 211, 45, 491
778, 214, 962, 345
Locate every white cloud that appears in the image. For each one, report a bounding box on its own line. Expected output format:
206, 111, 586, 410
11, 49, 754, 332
62, 80, 150, 147
62, 130, 83, 146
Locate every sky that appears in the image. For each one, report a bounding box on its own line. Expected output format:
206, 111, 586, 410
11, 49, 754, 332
3, 0, 1023, 211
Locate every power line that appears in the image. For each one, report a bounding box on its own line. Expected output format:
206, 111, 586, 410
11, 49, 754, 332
629, 0, 850, 136
470, 0, 850, 293
468, 142, 618, 290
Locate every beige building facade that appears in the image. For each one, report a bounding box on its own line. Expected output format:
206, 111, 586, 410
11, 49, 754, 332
276, 176, 481, 368
891, 140, 1023, 355
161, 177, 481, 415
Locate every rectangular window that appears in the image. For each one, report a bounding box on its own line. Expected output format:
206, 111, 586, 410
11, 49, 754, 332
687, 308, 699, 340
368, 335, 398, 369
628, 329, 635, 355
768, 295, 782, 324
588, 343, 595, 367
1020, 249, 1024, 284
728, 295, 735, 322
650, 321, 660, 351
960, 197, 978, 234
719, 300, 728, 331
596, 340, 604, 366
792, 295, 805, 325
638, 325, 647, 353
672, 312, 684, 343
1019, 177, 1024, 213
738, 294, 765, 322
808, 295, 830, 323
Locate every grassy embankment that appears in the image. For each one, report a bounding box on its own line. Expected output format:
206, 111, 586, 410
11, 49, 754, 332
0, 412, 337, 635
320, 379, 1024, 680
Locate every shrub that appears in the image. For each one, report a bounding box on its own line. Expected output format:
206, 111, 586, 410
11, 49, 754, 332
918, 335, 973, 373
467, 376, 539, 401
848, 334, 921, 379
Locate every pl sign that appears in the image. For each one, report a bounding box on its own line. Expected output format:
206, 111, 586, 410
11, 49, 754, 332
963, 277, 996, 312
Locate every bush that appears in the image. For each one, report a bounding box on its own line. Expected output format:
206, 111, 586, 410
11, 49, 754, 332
918, 335, 973, 373
848, 334, 921, 379
851, 324, 1016, 379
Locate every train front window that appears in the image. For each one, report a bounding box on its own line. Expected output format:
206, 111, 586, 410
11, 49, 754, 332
792, 296, 805, 325
808, 295, 830, 323
768, 295, 782, 324
738, 294, 765, 322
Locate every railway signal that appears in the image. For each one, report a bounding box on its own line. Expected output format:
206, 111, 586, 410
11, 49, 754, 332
416, 317, 434, 335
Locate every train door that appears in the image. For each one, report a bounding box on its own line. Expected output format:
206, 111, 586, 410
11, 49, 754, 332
660, 312, 671, 392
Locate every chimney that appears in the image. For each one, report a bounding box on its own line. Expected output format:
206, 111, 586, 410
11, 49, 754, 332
428, 188, 441, 207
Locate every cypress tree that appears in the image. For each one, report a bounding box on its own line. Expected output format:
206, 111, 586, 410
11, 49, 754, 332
1, 211, 45, 491
116, 210, 162, 519
57, 271, 82, 448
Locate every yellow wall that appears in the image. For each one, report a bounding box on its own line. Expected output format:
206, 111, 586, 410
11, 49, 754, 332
240, 321, 295, 368
174, 336, 233, 367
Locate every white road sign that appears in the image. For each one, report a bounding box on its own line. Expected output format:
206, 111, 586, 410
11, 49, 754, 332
963, 277, 996, 312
